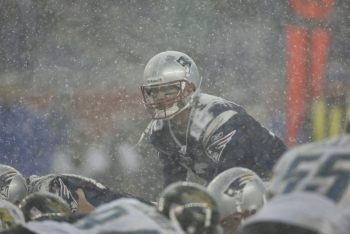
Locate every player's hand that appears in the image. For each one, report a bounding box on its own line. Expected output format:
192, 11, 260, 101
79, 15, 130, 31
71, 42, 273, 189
75, 188, 95, 214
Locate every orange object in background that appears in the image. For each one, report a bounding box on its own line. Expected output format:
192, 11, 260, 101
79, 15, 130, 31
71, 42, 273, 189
290, 0, 335, 20
286, 0, 333, 146
286, 27, 308, 146
310, 29, 330, 99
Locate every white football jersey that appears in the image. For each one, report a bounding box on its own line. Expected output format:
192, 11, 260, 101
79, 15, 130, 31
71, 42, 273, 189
26, 198, 185, 234
243, 192, 350, 234
270, 134, 350, 206
250, 134, 350, 234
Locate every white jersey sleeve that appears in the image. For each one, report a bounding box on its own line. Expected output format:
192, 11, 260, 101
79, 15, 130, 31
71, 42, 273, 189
26, 198, 185, 234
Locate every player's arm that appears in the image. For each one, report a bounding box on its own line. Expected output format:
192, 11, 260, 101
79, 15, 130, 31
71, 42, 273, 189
243, 114, 287, 164
159, 152, 187, 187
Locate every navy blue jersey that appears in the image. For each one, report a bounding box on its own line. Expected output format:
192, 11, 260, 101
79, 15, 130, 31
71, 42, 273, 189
148, 93, 287, 186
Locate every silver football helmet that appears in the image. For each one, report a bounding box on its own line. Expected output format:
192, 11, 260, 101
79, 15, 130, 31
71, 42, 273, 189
0, 165, 27, 204
141, 51, 201, 119
207, 167, 266, 221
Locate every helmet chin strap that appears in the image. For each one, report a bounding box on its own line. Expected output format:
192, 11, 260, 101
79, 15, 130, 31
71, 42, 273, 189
168, 100, 196, 156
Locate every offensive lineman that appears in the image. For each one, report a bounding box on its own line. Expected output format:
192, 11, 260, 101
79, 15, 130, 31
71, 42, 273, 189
239, 120, 350, 234
3, 182, 221, 234
139, 50, 287, 186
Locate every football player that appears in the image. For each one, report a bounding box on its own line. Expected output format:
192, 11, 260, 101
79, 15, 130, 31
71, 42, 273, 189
27, 173, 152, 214
3, 182, 221, 234
139, 50, 287, 187
239, 126, 350, 234
207, 167, 266, 234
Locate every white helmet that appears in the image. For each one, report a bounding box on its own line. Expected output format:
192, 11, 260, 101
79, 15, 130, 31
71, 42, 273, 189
207, 167, 266, 220
0, 164, 27, 204
141, 51, 201, 119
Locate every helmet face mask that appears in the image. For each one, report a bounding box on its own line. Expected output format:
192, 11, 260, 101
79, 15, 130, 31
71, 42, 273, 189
141, 80, 195, 119
141, 51, 201, 119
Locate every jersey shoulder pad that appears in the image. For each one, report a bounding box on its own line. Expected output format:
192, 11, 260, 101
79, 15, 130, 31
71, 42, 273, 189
190, 93, 241, 141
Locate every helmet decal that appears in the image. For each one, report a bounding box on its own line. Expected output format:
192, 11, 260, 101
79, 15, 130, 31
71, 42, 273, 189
176, 56, 192, 77
0, 171, 17, 200
224, 173, 254, 197
50, 177, 78, 212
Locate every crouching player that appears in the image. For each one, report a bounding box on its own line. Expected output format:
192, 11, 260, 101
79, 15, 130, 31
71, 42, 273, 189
3, 182, 222, 234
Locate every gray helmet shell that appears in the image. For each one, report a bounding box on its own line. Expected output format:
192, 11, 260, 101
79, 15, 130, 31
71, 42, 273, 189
207, 167, 266, 219
0, 165, 27, 204
143, 51, 201, 88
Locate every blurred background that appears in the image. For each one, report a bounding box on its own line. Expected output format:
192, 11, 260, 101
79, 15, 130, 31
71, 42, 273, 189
0, 0, 349, 201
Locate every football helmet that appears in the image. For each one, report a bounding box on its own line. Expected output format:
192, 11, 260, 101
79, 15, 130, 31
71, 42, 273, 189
27, 174, 79, 213
0, 164, 27, 204
18, 191, 71, 221
207, 167, 266, 221
0, 200, 25, 231
141, 51, 201, 119
156, 181, 221, 234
